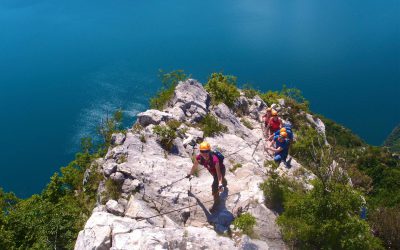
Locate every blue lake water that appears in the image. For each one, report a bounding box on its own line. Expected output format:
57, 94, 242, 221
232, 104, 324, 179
1, 0, 399, 197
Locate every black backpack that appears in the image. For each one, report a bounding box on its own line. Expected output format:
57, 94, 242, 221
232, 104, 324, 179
200, 150, 225, 168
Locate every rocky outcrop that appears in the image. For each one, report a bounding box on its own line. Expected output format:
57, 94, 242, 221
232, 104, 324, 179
75, 79, 321, 250
306, 113, 329, 145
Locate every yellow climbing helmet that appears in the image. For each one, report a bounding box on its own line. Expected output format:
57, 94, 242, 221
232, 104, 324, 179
271, 110, 278, 116
199, 141, 211, 151
280, 131, 288, 138
280, 128, 287, 133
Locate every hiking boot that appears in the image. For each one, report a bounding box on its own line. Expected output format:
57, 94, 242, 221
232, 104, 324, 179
285, 158, 292, 168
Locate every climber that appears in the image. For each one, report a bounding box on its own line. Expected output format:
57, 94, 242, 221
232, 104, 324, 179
187, 142, 228, 213
267, 127, 293, 142
260, 108, 272, 127
265, 131, 290, 167
266, 110, 282, 135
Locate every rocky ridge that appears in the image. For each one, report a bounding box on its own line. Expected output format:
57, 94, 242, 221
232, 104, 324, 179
75, 79, 326, 250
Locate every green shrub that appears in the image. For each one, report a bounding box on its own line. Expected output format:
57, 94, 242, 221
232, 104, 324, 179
259, 171, 303, 213
229, 163, 243, 172
369, 205, 400, 249
150, 69, 188, 110
105, 179, 122, 200
277, 181, 383, 250
139, 134, 146, 143
153, 124, 177, 151
259, 90, 283, 106
204, 73, 240, 108
233, 212, 257, 236
199, 114, 227, 137
240, 118, 253, 129
242, 84, 259, 99
290, 126, 323, 166
132, 122, 144, 134
384, 124, 400, 153
318, 115, 364, 148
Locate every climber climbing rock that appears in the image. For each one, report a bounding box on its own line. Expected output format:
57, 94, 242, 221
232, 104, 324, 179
266, 110, 282, 135
260, 107, 272, 137
187, 141, 228, 213
265, 131, 290, 167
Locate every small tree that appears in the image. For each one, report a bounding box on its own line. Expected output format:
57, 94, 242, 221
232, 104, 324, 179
205, 73, 240, 108
150, 69, 188, 110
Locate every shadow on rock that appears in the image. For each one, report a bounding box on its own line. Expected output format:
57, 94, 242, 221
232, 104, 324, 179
188, 188, 234, 234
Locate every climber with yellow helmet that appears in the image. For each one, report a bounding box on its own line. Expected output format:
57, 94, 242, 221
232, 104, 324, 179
187, 141, 227, 213
266, 131, 290, 167
266, 110, 282, 136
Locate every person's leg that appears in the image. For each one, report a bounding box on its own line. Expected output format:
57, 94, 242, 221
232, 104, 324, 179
221, 167, 228, 187
274, 154, 282, 165
210, 174, 220, 212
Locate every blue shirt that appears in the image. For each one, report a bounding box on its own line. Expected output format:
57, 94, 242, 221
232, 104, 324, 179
274, 137, 289, 154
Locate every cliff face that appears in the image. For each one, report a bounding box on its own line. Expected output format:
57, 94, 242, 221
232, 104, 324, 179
384, 124, 400, 153
74, 79, 324, 250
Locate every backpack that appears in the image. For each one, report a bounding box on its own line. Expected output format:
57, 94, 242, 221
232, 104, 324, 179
212, 150, 225, 167
199, 150, 225, 168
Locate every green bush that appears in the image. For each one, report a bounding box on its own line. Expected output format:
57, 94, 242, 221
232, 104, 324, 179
105, 179, 122, 200
199, 114, 228, 137
204, 73, 240, 108
318, 115, 364, 148
153, 124, 177, 151
233, 212, 257, 236
277, 181, 383, 250
242, 84, 259, 99
290, 126, 323, 166
369, 205, 400, 249
259, 171, 303, 213
383, 124, 400, 153
240, 118, 253, 129
229, 163, 243, 172
259, 90, 283, 106
150, 69, 188, 110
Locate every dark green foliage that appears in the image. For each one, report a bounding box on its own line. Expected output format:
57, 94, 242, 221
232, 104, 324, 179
277, 181, 383, 250
355, 146, 400, 207
281, 85, 310, 112
199, 114, 228, 137
369, 205, 400, 249
204, 73, 240, 108
153, 124, 177, 151
290, 126, 323, 166
5, 195, 84, 250
318, 115, 364, 148
229, 163, 243, 172
233, 212, 257, 236
150, 69, 188, 110
240, 118, 253, 129
97, 109, 124, 151
259, 171, 303, 213
105, 179, 122, 200
242, 83, 259, 99
259, 90, 282, 106
384, 124, 400, 153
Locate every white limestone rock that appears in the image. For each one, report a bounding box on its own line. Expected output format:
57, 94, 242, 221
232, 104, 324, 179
106, 200, 125, 216
137, 109, 173, 127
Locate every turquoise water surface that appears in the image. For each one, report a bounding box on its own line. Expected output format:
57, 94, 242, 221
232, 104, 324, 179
1, 0, 399, 197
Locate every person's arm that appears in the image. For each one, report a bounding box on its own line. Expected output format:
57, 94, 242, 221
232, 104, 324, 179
267, 133, 274, 141
214, 162, 223, 192
188, 158, 199, 176
266, 146, 283, 153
